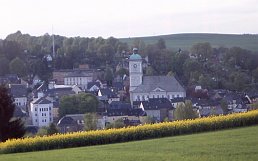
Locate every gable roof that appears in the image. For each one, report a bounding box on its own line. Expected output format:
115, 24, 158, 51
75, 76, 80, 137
31, 97, 52, 104
132, 76, 185, 93
87, 82, 101, 89
9, 84, 27, 98
133, 98, 173, 110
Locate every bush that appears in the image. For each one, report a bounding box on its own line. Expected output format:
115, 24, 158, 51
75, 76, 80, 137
1, 110, 258, 154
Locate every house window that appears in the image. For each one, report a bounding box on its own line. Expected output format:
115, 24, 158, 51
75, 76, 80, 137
142, 95, 145, 101
35, 114, 37, 116
49, 107, 51, 111
137, 95, 140, 101
35, 119, 37, 122
42, 113, 44, 116
35, 108, 37, 112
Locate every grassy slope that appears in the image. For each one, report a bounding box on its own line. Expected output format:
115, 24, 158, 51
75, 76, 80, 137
120, 33, 258, 51
1, 125, 258, 161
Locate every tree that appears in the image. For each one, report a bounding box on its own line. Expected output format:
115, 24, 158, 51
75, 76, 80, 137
0, 56, 10, 76
156, 38, 166, 50
0, 85, 25, 142
59, 93, 99, 117
47, 123, 59, 135
106, 118, 125, 129
9, 57, 27, 77
220, 99, 228, 114
191, 42, 212, 62
174, 100, 198, 120
141, 116, 155, 124
104, 67, 114, 86
84, 113, 98, 131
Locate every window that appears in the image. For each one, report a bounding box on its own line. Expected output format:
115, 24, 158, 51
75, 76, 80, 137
35, 108, 37, 112
50, 118, 51, 121
137, 95, 140, 101
42, 113, 44, 116
157, 95, 159, 98
167, 95, 170, 99
35, 119, 37, 122
35, 114, 37, 116
49, 107, 51, 110
142, 95, 145, 101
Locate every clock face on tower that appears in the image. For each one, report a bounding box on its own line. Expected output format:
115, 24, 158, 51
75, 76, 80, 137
133, 64, 137, 68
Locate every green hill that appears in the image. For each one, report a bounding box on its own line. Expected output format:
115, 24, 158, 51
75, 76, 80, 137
120, 33, 258, 51
1, 125, 258, 161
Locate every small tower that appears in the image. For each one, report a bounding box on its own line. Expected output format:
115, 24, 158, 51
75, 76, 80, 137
129, 48, 143, 92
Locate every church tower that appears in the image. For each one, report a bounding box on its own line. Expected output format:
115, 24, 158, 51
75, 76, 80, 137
129, 48, 143, 92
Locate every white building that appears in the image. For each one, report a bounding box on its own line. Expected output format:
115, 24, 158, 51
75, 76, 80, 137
129, 48, 186, 104
64, 72, 93, 90
30, 97, 53, 127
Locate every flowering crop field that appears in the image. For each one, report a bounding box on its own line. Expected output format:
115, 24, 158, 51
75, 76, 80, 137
1, 110, 258, 154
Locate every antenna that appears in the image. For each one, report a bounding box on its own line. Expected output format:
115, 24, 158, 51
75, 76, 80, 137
52, 25, 55, 58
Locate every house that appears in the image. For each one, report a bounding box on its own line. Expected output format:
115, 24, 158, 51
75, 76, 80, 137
53, 68, 96, 85
57, 114, 84, 133
9, 84, 27, 107
57, 114, 105, 133
64, 71, 93, 90
133, 98, 174, 122
104, 101, 145, 126
170, 97, 185, 108
98, 88, 120, 104
0, 74, 20, 85
129, 48, 186, 104
30, 96, 53, 127
87, 81, 101, 92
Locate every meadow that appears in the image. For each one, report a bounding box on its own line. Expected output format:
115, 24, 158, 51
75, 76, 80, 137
0, 125, 257, 161
120, 33, 258, 51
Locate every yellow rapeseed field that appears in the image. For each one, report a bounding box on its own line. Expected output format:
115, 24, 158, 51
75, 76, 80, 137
1, 110, 258, 154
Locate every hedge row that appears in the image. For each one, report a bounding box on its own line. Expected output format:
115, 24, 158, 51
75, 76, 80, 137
1, 110, 258, 154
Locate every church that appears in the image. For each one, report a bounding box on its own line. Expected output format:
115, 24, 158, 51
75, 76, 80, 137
129, 48, 186, 104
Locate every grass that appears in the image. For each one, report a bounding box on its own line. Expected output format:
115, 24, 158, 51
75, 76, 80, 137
120, 33, 258, 51
1, 125, 258, 161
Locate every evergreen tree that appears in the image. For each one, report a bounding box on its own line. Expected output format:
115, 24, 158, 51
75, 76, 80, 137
0, 85, 25, 142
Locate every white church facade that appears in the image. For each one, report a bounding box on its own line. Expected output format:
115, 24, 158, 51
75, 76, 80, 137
129, 48, 186, 103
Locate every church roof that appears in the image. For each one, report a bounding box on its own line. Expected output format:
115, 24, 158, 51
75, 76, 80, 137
132, 76, 185, 93
129, 53, 142, 60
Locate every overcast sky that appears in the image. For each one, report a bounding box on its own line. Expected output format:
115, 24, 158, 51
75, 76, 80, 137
0, 0, 258, 39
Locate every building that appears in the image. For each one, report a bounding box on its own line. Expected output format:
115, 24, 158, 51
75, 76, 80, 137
9, 84, 27, 107
30, 97, 53, 127
133, 98, 174, 122
64, 71, 93, 90
129, 48, 186, 103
